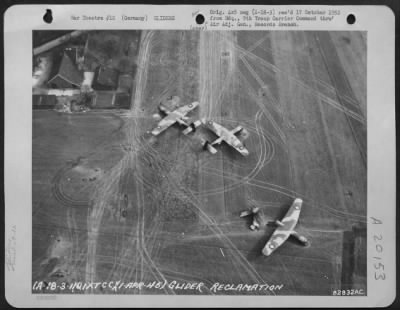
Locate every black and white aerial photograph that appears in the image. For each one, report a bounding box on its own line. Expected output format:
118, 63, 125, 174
32, 29, 367, 296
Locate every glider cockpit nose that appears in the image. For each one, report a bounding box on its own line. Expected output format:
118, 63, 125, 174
293, 198, 303, 210
294, 198, 303, 205
242, 148, 250, 156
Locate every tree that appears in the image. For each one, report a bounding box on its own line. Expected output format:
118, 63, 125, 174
117, 57, 133, 74
77, 92, 94, 107
101, 38, 119, 59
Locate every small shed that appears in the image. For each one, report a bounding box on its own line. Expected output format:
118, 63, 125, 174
114, 93, 131, 109
92, 91, 115, 109
33, 95, 57, 109
117, 74, 133, 93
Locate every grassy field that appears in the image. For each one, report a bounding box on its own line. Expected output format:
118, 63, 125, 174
32, 30, 367, 295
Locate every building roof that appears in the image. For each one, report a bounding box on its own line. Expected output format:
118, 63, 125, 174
95, 66, 119, 89
117, 74, 133, 92
48, 53, 83, 87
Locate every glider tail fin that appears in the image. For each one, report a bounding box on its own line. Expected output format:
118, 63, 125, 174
202, 140, 218, 154
159, 104, 171, 115
182, 120, 202, 135
291, 231, 309, 245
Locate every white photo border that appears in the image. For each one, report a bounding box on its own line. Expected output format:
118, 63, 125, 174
4, 4, 396, 307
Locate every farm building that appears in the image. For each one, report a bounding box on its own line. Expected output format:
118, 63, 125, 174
47, 53, 83, 89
